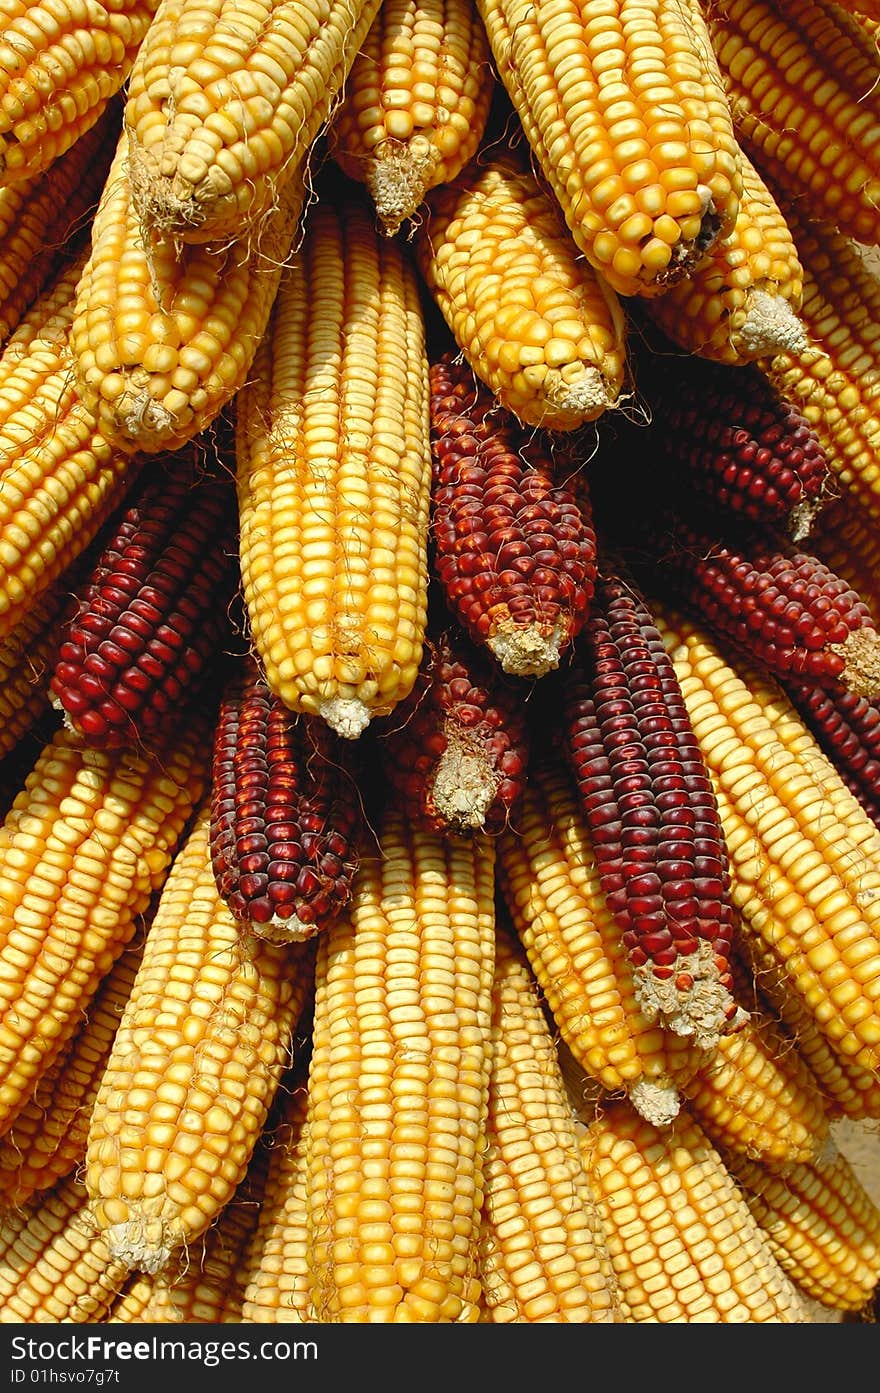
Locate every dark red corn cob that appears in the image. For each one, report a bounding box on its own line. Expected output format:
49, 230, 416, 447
210, 654, 361, 940
637, 354, 830, 542
782, 679, 880, 829
374, 622, 531, 836
49, 445, 239, 749
642, 518, 880, 699
429, 354, 597, 677
560, 565, 742, 1049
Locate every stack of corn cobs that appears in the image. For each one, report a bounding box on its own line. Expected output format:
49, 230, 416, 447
1, 0, 880, 1327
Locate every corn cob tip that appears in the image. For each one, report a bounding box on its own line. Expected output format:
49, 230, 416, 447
833, 630, 880, 699
634, 943, 747, 1053
432, 739, 500, 832
788, 499, 824, 546
366, 139, 441, 236
539, 366, 617, 429
627, 1079, 682, 1128
734, 289, 808, 360
113, 382, 176, 454
489, 616, 567, 677
246, 912, 321, 946
102, 1217, 173, 1276
318, 696, 373, 739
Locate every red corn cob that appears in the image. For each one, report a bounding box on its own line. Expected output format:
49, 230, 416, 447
635, 350, 830, 542
49, 442, 239, 750
429, 353, 597, 677
374, 620, 531, 836
210, 654, 362, 941
781, 679, 880, 829
559, 565, 741, 1049
639, 518, 880, 699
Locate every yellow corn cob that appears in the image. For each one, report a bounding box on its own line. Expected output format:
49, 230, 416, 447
0, 577, 74, 761
0, 249, 140, 643
238, 1080, 313, 1322
496, 746, 706, 1128
0, 718, 209, 1138
0, 1173, 129, 1323
236, 175, 432, 739
107, 1142, 271, 1322
0, 935, 144, 1211
478, 918, 620, 1323
0, 102, 120, 348
745, 934, 880, 1120
475, 0, 742, 298
579, 1099, 811, 1321
327, 0, 495, 236
123, 0, 384, 244
681, 954, 833, 1167
652, 601, 880, 1075
70, 130, 307, 456
758, 203, 880, 528
707, 0, 880, 246
85, 804, 314, 1276
642, 146, 807, 364
724, 1138, 880, 1313
414, 151, 628, 431
305, 805, 496, 1322
0, 0, 161, 186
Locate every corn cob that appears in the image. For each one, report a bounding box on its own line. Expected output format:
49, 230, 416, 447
0, 935, 144, 1211
0, 248, 141, 644
724, 1139, 880, 1313
579, 1098, 810, 1321
559, 565, 740, 1047
85, 804, 314, 1275
374, 622, 530, 837
0, 577, 76, 761
236, 175, 433, 740
123, 0, 383, 243
0, 1172, 131, 1323
639, 145, 806, 364
327, 0, 495, 236
0, 102, 120, 349
49, 447, 239, 751
0, 0, 161, 186
475, 0, 742, 298
707, 0, 880, 246
758, 202, 880, 529
0, 716, 209, 1137
652, 601, 880, 1076
478, 918, 620, 1322
70, 131, 306, 457
744, 933, 880, 1121
428, 354, 597, 677
639, 514, 880, 699
628, 348, 831, 542
680, 951, 832, 1167
107, 1142, 270, 1322
238, 1080, 313, 1322
781, 679, 880, 829
415, 151, 628, 431
209, 654, 362, 940
305, 805, 496, 1322
497, 743, 706, 1126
